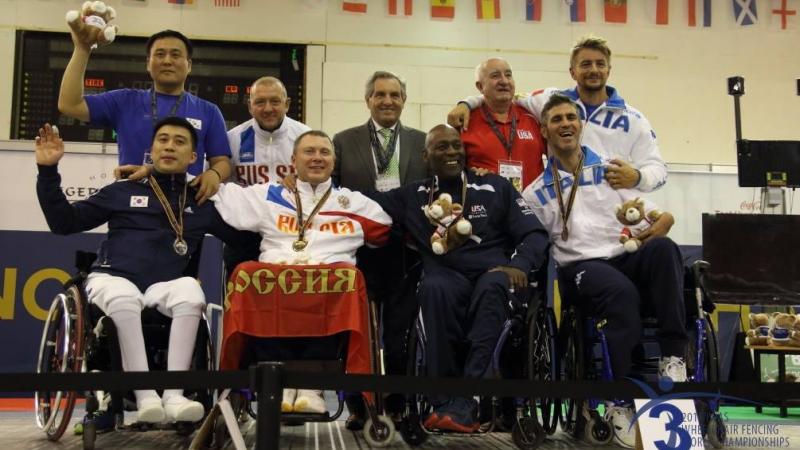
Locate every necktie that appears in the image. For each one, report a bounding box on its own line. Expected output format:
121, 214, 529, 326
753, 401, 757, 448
379, 128, 393, 151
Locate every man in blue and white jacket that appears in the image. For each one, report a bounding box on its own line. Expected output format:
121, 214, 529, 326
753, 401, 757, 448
370, 124, 550, 433
36, 117, 249, 425
522, 94, 685, 448
449, 35, 667, 193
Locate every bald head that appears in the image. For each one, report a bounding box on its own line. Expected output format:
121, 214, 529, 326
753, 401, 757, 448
475, 57, 515, 108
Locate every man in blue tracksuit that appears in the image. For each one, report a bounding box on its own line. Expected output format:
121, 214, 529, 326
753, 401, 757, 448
370, 124, 549, 433
35, 117, 248, 424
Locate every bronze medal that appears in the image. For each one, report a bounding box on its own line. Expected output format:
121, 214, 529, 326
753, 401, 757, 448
292, 239, 308, 252
561, 229, 569, 241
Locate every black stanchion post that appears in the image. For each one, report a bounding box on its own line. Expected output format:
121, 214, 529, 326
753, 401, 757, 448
253, 362, 284, 450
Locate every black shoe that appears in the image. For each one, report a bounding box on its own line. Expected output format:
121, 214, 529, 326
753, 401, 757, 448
344, 393, 366, 431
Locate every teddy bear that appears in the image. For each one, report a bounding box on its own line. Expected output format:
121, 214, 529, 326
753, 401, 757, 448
769, 312, 800, 347
746, 313, 771, 346
615, 198, 662, 253
66, 1, 118, 50
423, 193, 472, 255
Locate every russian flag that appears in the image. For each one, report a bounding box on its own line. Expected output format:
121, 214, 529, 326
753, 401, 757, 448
604, 0, 627, 23
688, 0, 711, 27
342, 1, 367, 13
568, 0, 586, 23
526, 0, 542, 22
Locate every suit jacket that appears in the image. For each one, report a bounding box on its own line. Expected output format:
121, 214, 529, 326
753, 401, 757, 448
332, 121, 428, 192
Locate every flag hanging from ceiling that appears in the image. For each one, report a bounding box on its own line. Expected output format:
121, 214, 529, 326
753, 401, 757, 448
771, 0, 797, 30
652, 0, 669, 24
431, 0, 455, 18
687, 0, 711, 27
604, 0, 627, 23
733, 0, 758, 25
566, 0, 586, 23
476, 0, 501, 19
342, 1, 367, 13
214, 0, 240, 6
525, 0, 542, 22
389, 0, 413, 15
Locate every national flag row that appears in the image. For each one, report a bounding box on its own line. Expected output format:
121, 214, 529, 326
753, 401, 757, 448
337, 1, 797, 29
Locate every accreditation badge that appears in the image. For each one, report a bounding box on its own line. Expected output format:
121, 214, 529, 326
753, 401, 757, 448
499, 159, 523, 192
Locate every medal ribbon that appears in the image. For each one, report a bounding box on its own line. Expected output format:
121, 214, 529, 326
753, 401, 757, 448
550, 154, 584, 241
148, 175, 187, 249
294, 186, 333, 245
427, 172, 468, 224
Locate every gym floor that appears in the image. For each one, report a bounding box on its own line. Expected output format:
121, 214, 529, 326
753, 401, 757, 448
2, 401, 798, 449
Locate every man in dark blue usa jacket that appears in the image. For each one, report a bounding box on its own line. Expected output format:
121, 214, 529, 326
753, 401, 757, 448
370, 124, 549, 432
35, 117, 247, 424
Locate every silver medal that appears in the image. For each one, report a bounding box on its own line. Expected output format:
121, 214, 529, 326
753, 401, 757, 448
173, 238, 188, 256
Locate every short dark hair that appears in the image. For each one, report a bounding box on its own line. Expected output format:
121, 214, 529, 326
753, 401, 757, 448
146, 30, 193, 58
540, 94, 580, 123
293, 130, 334, 154
153, 116, 197, 149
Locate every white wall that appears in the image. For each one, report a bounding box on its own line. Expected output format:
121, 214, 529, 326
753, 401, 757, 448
1, 0, 798, 165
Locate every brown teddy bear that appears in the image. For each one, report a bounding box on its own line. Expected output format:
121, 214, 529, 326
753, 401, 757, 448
66, 1, 118, 50
746, 313, 771, 346
615, 198, 662, 253
770, 312, 800, 347
423, 193, 472, 255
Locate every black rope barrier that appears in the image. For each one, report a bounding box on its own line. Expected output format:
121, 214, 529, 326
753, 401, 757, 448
6, 367, 800, 450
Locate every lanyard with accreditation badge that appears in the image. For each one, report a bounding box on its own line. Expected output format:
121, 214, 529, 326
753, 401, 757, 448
481, 105, 524, 191
144, 89, 186, 164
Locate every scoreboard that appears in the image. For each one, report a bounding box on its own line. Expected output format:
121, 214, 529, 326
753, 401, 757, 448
12, 31, 306, 143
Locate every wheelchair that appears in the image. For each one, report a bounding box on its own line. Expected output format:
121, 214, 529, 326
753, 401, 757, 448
397, 264, 559, 450
557, 259, 726, 448
206, 261, 396, 449
34, 251, 217, 450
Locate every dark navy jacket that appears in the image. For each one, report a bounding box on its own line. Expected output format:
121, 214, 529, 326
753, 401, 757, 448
37, 165, 247, 291
370, 172, 549, 281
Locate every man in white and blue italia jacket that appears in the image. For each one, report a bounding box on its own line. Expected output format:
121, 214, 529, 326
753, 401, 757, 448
522, 94, 685, 448
36, 117, 250, 424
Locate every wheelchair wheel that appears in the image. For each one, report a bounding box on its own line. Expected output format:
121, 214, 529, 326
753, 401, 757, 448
35, 285, 85, 441
399, 323, 429, 446
584, 412, 613, 445
363, 415, 396, 447
557, 308, 585, 438
527, 306, 560, 435
82, 420, 96, 450
706, 412, 726, 449
687, 312, 720, 383
512, 416, 545, 450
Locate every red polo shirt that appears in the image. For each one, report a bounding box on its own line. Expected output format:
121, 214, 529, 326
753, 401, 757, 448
462, 103, 546, 190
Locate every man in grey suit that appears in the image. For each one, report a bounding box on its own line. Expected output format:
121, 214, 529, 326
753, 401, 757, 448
332, 71, 427, 429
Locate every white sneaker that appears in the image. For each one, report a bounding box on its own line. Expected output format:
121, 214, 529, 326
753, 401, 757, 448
163, 395, 205, 422
659, 356, 688, 382
293, 390, 326, 414
136, 397, 166, 423
606, 404, 636, 448
281, 388, 297, 413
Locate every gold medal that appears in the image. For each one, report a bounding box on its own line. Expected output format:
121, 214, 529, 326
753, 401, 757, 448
292, 239, 308, 252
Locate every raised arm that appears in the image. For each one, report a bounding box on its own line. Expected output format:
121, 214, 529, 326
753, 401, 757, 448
36, 124, 111, 234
